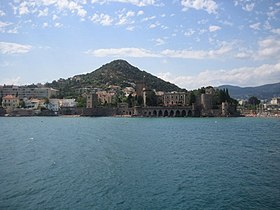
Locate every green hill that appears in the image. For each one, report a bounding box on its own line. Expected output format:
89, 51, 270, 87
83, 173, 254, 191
218, 82, 280, 100
46, 60, 182, 97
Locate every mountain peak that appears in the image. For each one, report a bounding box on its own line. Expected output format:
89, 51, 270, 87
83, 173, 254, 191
47, 60, 182, 95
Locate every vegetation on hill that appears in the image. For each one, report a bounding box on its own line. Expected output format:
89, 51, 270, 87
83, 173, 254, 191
218, 82, 280, 100
45, 60, 182, 98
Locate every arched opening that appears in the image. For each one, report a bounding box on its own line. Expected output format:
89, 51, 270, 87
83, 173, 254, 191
148, 111, 151, 116
187, 110, 192, 117
164, 110, 168, 117
158, 110, 163, 117
175, 110, 180, 117
153, 110, 157, 116
129, 111, 132, 115
170, 110, 174, 117
182, 110, 186, 117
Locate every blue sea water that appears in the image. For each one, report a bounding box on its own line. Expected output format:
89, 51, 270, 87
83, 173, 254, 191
0, 117, 279, 209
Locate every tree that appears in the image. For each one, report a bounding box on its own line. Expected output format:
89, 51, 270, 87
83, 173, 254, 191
19, 100, 25, 108
127, 94, 133, 107
189, 91, 196, 105
145, 91, 157, 106
248, 96, 260, 106
135, 95, 143, 106
76, 96, 86, 107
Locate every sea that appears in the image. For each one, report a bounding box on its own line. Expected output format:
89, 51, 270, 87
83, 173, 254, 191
0, 117, 279, 210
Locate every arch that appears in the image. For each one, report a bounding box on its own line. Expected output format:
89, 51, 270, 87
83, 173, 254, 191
175, 110, 180, 117
164, 110, 168, 117
158, 110, 163, 117
148, 111, 151, 116
182, 110, 186, 117
153, 110, 157, 116
187, 110, 192, 117
170, 110, 174, 117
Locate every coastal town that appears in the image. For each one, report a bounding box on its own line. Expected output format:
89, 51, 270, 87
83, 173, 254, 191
0, 83, 279, 117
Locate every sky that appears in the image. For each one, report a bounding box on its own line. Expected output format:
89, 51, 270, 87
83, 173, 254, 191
0, 0, 280, 90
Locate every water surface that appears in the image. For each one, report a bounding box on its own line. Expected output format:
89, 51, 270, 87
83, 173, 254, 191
0, 117, 279, 209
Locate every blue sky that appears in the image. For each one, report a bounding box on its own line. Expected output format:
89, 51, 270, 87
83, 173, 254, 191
0, 0, 280, 90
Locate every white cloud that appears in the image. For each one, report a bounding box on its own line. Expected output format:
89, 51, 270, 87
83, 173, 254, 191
43, 22, 49, 28
87, 48, 158, 57
19, 2, 30, 15
155, 38, 165, 46
15, 0, 87, 18
141, 15, 156, 22
250, 22, 261, 30
52, 14, 59, 20
271, 28, 280, 35
0, 77, 22, 86
257, 37, 280, 58
38, 8, 48, 17
0, 21, 13, 33
91, 0, 158, 7
161, 43, 232, 59
86, 43, 233, 59
137, 10, 144, 16
184, 29, 195, 36
0, 42, 32, 54
149, 21, 160, 29
242, 3, 254, 12
157, 62, 280, 90
116, 10, 135, 25
90, 13, 114, 26
126, 26, 135, 31
86, 47, 160, 57
209, 25, 221, 32
54, 22, 63, 28
0, 10, 6, 16
235, 51, 253, 59
181, 0, 218, 14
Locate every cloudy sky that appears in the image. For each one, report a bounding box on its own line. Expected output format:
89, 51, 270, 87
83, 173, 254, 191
0, 0, 280, 89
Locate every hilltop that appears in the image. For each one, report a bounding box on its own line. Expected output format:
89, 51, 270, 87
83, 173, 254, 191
45, 60, 182, 97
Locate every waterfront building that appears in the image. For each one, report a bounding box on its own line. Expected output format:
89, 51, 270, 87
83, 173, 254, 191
86, 93, 98, 108
163, 92, 188, 106
96, 91, 115, 105
271, 97, 280, 105
2, 95, 19, 111
24, 98, 41, 110
0, 85, 58, 99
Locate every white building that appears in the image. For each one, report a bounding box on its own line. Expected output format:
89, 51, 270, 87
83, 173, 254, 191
0, 85, 58, 99
271, 97, 280, 105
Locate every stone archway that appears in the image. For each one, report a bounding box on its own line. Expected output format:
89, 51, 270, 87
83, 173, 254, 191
158, 110, 163, 117
153, 110, 157, 116
187, 110, 192, 117
182, 110, 186, 117
164, 110, 168, 117
170, 110, 174, 117
175, 110, 180, 117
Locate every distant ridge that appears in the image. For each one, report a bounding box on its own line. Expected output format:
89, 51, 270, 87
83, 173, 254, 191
217, 82, 280, 100
46, 59, 182, 96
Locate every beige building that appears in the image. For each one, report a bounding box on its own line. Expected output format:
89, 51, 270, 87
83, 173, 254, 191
2, 95, 19, 111
163, 92, 188, 106
96, 91, 115, 105
0, 85, 58, 99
